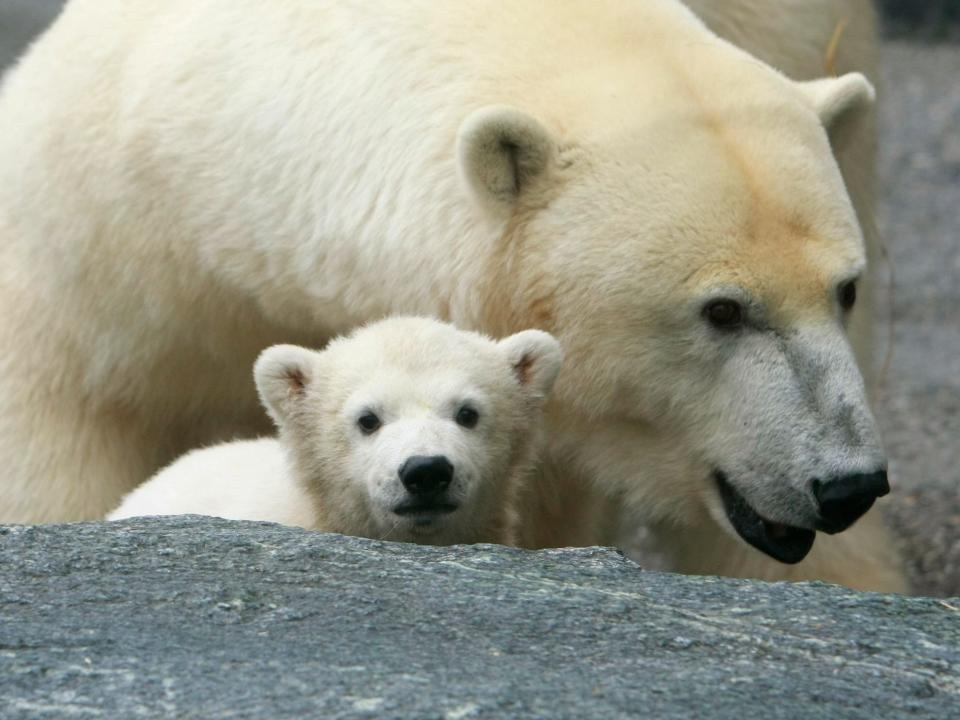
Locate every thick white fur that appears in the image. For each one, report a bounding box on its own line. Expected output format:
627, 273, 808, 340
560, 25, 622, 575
688, 0, 882, 385
110, 318, 563, 545
107, 438, 315, 528
0, 0, 903, 590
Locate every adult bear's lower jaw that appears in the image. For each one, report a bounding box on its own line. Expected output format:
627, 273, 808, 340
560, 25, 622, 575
714, 472, 816, 565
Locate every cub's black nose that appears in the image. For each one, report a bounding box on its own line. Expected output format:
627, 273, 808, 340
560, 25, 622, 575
398, 455, 454, 497
814, 470, 890, 533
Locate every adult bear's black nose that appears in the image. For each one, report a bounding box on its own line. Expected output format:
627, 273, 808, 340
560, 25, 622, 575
814, 470, 890, 533
398, 455, 454, 497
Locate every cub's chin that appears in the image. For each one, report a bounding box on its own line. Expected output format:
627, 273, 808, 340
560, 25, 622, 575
365, 502, 463, 544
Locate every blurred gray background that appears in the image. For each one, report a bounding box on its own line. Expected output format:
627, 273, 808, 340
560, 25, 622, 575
882, 0, 960, 39
1, 0, 957, 595
0, 0, 63, 70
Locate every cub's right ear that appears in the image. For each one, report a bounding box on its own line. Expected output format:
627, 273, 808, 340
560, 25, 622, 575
498, 330, 564, 400
457, 105, 556, 216
254, 345, 318, 427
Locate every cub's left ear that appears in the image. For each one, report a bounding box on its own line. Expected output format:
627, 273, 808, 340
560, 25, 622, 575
254, 345, 319, 428
799, 72, 875, 138
498, 330, 564, 399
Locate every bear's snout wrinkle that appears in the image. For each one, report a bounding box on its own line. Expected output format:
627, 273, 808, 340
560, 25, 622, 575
813, 470, 890, 534
398, 455, 454, 498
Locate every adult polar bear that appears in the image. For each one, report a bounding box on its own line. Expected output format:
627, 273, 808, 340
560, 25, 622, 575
0, 0, 904, 590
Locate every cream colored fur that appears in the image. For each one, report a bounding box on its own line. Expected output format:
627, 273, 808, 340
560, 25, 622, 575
110, 318, 563, 545
688, 0, 881, 386
108, 438, 317, 529
0, 0, 904, 591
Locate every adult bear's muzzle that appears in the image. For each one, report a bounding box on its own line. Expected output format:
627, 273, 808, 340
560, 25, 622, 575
813, 470, 890, 534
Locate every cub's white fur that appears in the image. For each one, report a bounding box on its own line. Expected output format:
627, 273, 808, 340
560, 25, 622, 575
0, 0, 904, 590
109, 318, 562, 545
109, 439, 315, 528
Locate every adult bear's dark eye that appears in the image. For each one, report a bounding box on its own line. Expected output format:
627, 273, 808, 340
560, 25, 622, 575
703, 299, 743, 330
838, 280, 857, 312
455, 405, 479, 429
357, 412, 381, 434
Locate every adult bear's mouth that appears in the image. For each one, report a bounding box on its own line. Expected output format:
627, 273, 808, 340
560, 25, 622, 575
715, 472, 815, 564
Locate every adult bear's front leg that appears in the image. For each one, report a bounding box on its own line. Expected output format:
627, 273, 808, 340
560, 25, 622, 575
0, 387, 159, 523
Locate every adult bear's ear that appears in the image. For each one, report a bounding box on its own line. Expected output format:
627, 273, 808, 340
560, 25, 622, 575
799, 72, 875, 142
254, 345, 318, 427
498, 330, 564, 400
457, 105, 556, 215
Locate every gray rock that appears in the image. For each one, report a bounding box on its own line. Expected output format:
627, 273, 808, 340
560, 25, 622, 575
1, 517, 958, 719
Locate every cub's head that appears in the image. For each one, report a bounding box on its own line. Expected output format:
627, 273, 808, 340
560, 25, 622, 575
254, 317, 562, 545
457, 37, 887, 564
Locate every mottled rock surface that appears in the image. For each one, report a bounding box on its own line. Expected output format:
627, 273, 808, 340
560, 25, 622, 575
1, 517, 958, 719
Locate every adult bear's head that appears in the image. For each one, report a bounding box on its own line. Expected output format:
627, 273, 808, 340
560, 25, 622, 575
457, 42, 885, 564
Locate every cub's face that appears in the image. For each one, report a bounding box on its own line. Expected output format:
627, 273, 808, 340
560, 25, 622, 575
329, 367, 517, 542
254, 318, 562, 544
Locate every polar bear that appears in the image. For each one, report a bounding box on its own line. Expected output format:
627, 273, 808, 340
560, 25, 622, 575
109, 318, 563, 545
0, 0, 905, 591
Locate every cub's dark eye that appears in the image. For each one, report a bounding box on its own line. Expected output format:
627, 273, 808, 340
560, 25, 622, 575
455, 406, 479, 429
838, 280, 857, 312
703, 299, 743, 330
357, 411, 381, 434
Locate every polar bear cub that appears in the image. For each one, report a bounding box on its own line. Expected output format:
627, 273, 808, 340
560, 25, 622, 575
109, 317, 563, 545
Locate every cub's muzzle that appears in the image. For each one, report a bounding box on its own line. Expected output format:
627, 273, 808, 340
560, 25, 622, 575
398, 455, 454, 498
393, 455, 458, 523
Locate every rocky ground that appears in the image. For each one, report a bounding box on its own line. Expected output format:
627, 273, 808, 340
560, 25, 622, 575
0, 5, 957, 596
1, 517, 957, 719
